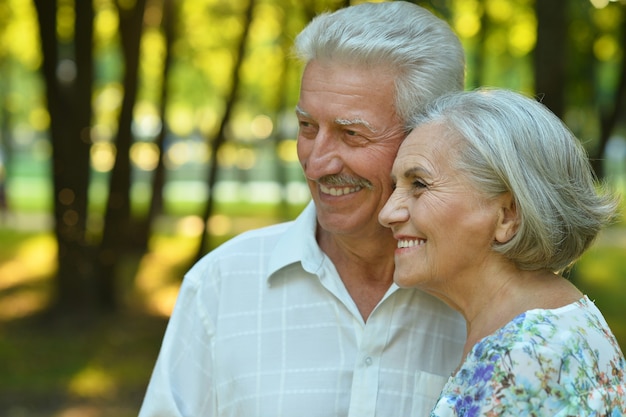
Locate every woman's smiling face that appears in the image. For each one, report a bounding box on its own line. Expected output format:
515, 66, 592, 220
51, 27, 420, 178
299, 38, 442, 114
378, 122, 508, 294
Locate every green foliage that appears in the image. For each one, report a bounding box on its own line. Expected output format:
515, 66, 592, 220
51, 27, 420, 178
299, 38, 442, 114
1, 0, 624, 171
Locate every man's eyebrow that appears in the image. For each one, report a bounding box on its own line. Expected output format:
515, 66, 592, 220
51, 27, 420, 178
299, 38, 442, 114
295, 106, 310, 118
335, 118, 377, 133
295, 106, 377, 133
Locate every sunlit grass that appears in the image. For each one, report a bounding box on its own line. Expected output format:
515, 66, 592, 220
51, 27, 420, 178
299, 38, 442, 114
68, 365, 117, 399
0, 232, 55, 320
0, 228, 175, 416
0, 311, 167, 417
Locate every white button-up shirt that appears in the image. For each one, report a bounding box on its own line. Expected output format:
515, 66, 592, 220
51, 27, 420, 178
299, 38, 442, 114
139, 202, 466, 417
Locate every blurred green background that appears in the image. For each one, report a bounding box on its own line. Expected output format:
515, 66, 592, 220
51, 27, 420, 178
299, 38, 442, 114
0, 0, 625, 416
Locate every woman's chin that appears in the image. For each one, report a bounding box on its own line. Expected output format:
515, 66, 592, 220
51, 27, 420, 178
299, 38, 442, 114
393, 272, 422, 289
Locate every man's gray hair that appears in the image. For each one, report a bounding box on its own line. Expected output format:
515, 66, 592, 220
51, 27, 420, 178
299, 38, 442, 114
294, 1, 465, 127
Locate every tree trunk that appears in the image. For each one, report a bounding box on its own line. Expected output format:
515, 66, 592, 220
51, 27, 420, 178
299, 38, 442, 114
534, 0, 567, 118
591, 15, 626, 178
270, 3, 296, 222
34, 0, 95, 315
136, 0, 177, 251
97, 0, 147, 311
469, 5, 489, 89
0, 64, 13, 217
194, 0, 256, 263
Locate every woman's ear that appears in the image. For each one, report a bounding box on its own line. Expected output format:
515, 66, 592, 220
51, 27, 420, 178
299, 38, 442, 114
495, 193, 519, 244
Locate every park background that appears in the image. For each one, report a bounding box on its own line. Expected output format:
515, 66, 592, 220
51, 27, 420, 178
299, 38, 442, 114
0, 0, 625, 415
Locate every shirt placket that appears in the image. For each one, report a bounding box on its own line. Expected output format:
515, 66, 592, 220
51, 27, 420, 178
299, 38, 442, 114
346, 305, 392, 417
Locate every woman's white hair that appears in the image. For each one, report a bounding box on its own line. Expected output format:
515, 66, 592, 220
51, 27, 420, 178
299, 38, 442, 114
294, 1, 465, 127
411, 88, 619, 272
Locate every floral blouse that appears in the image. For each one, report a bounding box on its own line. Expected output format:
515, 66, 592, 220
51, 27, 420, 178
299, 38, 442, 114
431, 296, 625, 416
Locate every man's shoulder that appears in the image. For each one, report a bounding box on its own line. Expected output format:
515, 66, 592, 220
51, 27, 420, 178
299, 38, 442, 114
207, 202, 316, 260
190, 215, 310, 274
201, 220, 296, 262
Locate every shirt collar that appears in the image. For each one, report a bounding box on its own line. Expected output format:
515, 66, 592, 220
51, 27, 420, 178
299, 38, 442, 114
267, 201, 324, 281
266, 201, 403, 307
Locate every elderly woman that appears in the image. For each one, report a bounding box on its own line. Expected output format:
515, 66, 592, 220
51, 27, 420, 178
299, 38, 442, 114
379, 88, 625, 415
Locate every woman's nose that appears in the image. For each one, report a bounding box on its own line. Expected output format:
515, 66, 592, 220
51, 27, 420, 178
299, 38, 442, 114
378, 190, 408, 228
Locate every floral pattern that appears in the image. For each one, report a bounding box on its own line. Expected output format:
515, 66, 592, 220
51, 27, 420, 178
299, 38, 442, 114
431, 296, 626, 416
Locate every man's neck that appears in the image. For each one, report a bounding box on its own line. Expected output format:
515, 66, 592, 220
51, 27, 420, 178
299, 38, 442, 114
317, 226, 397, 321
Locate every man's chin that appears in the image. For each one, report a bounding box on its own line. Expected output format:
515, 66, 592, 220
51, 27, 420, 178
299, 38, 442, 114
316, 212, 368, 236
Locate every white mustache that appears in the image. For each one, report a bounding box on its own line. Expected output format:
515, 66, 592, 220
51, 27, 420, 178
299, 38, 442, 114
319, 174, 373, 190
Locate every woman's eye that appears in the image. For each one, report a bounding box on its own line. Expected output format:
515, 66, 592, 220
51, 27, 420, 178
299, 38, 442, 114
412, 179, 428, 190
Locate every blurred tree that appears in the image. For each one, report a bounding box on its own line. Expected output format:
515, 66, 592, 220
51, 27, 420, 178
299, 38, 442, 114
194, 0, 257, 262
269, 1, 299, 222
33, 0, 95, 314
32, 0, 149, 314
138, 0, 177, 250
470, 2, 489, 89
534, 0, 567, 118
593, 3, 626, 178
0, 2, 13, 200
97, 0, 148, 311
560, 1, 625, 178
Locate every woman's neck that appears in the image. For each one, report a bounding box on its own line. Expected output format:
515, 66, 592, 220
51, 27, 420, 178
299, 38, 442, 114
459, 269, 583, 363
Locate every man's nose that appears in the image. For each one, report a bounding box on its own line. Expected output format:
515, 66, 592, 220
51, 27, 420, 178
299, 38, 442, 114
302, 130, 343, 179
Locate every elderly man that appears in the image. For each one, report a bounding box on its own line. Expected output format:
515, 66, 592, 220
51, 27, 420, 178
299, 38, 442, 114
139, 2, 466, 416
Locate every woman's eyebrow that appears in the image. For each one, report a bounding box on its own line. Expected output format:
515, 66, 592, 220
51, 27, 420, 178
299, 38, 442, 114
403, 166, 431, 178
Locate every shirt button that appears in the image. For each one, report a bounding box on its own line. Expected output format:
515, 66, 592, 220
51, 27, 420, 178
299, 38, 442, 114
364, 356, 373, 366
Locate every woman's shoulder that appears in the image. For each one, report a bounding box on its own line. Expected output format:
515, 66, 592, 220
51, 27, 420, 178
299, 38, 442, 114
460, 297, 624, 390
445, 297, 626, 416
475, 297, 622, 364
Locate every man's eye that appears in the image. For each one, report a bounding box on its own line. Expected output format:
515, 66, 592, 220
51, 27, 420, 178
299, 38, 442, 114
413, 179, 428, 189
298, 121, 318, 138
343, 130, 370, 146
